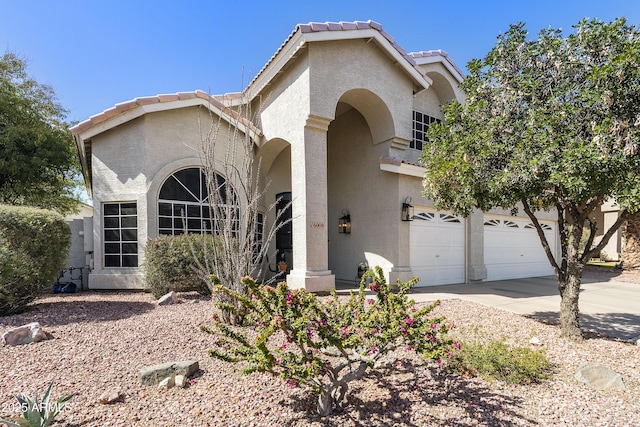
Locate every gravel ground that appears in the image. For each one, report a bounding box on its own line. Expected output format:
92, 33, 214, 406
1, 271, 638, 426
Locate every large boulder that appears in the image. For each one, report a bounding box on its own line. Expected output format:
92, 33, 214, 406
157, 291, 177, 306
2, 322, 47, 346
575, 364, 626, 391
138, 360, 199, 386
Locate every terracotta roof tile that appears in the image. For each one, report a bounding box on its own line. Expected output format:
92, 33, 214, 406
135, 96, 159, 106
157, 94, 179, 102
309, 22, 329, 31
177, 92, 197, 100
114, 100, 138, 113
340, 22, 358, 30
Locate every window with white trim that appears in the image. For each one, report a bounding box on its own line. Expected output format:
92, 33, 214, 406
103, 202, 138, 267
158, 167, 238, 236
412, 111, 441, 151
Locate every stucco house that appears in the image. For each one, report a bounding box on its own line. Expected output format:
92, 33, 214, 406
70, 20, 559, 292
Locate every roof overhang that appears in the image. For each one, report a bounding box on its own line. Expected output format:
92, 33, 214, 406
379, 157, 426, 177
410, 50, 465, 84
247, 21, 434, 98
70, 91, 263, 194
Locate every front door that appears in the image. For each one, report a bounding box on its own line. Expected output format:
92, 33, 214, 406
275, 192, 292, 268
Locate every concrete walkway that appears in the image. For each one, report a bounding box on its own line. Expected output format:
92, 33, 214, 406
338, 274, 640, 342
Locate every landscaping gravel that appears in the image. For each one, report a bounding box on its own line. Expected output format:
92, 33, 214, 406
1, 277, 638, 426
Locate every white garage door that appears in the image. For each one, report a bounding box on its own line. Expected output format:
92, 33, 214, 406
410, 210, 465, 287
484, 215, 557, 281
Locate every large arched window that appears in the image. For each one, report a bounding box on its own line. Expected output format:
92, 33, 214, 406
158, 167, 237, 235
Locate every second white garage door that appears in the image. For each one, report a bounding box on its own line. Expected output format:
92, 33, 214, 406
484, 215, 557, 281
410, 210, 465, 287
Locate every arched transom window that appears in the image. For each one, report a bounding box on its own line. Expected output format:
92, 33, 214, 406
158, 167, 237, 235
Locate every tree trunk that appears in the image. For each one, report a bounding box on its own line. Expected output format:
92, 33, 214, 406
559, 270, 583, 342
317, 389, 334, 417
621, 213, 640, 270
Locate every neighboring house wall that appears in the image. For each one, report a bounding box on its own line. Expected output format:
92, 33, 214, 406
63, 204, 93, 288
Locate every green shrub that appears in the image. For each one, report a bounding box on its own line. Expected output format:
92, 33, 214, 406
143, 234, 222, 298
203, 267, 454, 417
0, 204, 70, 315
448, 338, 553, 385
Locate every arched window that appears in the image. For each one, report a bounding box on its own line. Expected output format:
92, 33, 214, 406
158, 167, 237, 235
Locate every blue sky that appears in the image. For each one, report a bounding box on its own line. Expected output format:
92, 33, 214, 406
1, 0, 639, 124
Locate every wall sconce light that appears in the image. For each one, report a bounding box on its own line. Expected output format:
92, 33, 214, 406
401, 197, 414, 221
339, 209, 351, 233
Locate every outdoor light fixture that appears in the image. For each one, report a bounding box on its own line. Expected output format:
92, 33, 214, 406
339, 209, 351, 234
401, 197, 414, 221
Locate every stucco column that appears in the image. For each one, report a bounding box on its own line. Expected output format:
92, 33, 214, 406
286, 114, 335, 292
467, 209, 487, 282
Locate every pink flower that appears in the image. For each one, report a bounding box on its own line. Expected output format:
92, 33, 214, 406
367, 298, 375, 304
406, 345, 413, 351
287, 380, 297, 388
430, 323, 438, 329
368, 346, 379, 355
280, 343, 287, 349
404, 317, 414, 326
286, 291, 294, 306
454, 341, 461, 350
369, 282, 380, 293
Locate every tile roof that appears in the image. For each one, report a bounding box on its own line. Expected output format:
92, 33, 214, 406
410, 50, 465, 81
72, 20, 463, 137
247, 20, 443, 95
70, 90, 260, 137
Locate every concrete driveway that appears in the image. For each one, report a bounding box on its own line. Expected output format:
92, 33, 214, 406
407, 274, 640, 343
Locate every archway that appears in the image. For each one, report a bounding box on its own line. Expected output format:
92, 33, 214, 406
327, 89, 396, 282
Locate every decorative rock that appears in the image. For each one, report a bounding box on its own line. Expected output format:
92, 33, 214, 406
2, 322, 47, 346
98, 389, 122, 404
529, 336, 541, 346
575, 364, 626, 391
175, 374, 186, 388
138, 360, 199, 386
157, 291, 177, 305
158, 376, 175, 390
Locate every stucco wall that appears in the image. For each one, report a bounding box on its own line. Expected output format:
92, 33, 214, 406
309, 39, 414, 146
88, 105, 248, 289
328, 107, 400, 282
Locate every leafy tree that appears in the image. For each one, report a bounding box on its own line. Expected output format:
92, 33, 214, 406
422, 18, 640, 341
0, 52, 80, 214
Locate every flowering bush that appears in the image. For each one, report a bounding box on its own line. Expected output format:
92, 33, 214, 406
201, 266, 454, 416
